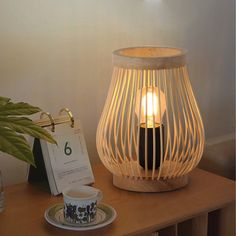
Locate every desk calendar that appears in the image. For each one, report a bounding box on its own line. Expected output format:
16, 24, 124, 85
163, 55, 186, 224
28, 109, 94, 195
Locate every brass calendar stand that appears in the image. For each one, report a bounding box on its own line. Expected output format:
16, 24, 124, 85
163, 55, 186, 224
35, 108, 75, 129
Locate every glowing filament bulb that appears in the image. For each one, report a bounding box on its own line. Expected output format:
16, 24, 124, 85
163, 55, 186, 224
136, 87, 166, 128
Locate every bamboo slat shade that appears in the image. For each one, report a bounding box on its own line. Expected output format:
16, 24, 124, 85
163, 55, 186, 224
96, 47, 204, 191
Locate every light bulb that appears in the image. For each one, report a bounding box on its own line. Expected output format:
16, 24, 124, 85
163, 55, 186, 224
136, 87, 166, 128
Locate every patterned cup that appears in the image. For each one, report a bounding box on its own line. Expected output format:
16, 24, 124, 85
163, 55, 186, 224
62, 185, 103, 225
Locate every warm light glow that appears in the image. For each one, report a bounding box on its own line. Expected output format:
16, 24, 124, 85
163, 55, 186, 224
142, 91, 158, 117
136, 87, 166, 128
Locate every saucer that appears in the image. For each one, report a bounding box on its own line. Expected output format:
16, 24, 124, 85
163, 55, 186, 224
44, 203, 117, 231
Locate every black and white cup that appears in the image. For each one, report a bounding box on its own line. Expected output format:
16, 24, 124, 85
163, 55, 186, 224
62, 185, 103, 224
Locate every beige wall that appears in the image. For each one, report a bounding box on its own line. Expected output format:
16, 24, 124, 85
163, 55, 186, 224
0, 0, 234, 185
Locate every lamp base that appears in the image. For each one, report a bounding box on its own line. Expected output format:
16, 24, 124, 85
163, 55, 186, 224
113, 174, 188, 192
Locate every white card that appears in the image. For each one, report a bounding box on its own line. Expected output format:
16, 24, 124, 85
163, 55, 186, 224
40, 119, 94, 195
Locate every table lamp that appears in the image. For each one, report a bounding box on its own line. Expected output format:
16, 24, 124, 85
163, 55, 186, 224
96, 46, 205, 192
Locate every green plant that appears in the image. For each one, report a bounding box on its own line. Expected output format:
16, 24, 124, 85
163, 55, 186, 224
0, 96, 56, 166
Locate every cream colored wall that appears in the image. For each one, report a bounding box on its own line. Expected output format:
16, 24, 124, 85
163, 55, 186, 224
0, 0, 234, 186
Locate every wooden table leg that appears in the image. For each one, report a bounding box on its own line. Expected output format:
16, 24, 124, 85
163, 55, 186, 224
208, 203, 235, 236
191, 213, 208, 236
178, 213, 208, 236
158, 224, 178, 236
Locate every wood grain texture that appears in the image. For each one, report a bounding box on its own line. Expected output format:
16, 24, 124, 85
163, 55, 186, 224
112, 47, 187, 69
113, 174, 188, 192
0, 165, 234, 236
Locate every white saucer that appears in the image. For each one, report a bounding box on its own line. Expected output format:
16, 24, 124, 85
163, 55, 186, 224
44, 203, 117, 231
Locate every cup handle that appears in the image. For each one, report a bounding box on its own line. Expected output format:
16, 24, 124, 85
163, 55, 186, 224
97, 190, 103, 203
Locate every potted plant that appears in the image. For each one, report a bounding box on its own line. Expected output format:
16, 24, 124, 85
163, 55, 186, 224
0, 96, 56, 165
0, 96, 56, 212
0, 97, 56, 212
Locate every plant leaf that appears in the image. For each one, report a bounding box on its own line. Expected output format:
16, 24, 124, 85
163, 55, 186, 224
0, 116, 57, 144
0, 96, 11, 106
0, 102, 41, 116
0, 127, 35, 166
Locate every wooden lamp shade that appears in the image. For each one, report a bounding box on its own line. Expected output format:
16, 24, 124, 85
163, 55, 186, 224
96, 47, 205, 192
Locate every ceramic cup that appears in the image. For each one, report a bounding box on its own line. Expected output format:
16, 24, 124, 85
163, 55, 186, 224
62, 185, 103, 225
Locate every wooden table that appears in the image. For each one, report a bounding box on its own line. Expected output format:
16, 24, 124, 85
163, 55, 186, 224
0, 165, 235, 236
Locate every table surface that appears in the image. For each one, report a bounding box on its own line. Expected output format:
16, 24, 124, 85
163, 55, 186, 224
0, 165, 235, 236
